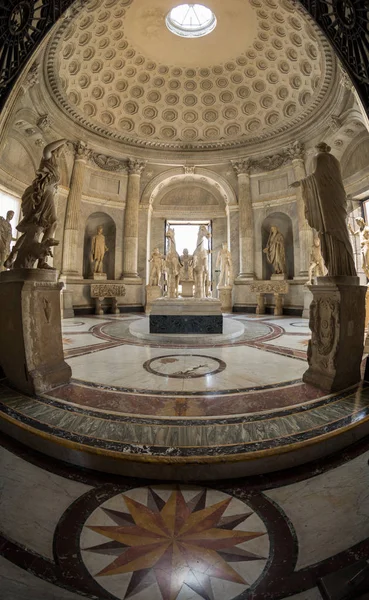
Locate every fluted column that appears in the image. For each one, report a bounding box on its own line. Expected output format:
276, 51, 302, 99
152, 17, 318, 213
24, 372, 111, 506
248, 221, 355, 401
291, 146, 313, 278
61, 141, 90, 277
231, 159, 255, 279
122, 159, 146, 279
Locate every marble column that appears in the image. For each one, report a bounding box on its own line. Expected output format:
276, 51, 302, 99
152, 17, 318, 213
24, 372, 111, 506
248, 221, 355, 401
291, 148, 313, 279
231, 159, 255, 279
61, 141, 89, 277
122, 159, 146, 279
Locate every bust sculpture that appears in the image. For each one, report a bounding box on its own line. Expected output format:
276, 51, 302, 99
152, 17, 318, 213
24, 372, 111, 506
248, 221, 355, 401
179, 248, 194, 281
290, 142, 356, 277
263, 226, 287, 276
307, 236, 326, 284
4, 139, 65, 270
148, 247, 165, 287
216, 242, 233, 287
91, 225, 108, 274
0, 210, 14, 271
348, 217, 369, 279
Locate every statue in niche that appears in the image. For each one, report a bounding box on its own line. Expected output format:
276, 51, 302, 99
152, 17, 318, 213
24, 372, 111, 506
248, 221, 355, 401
165, 227, 181, 298
263, 226, 287, 276
348, 217, 369, 279
4, 139, 66, 270
216, 242, 233, 287
179, 248, 194, 281
0, 210, 15, 271
290, 142, 356, 277
307, 235, 326, 284
148, 247, 165, 287
91, 225, 108, 274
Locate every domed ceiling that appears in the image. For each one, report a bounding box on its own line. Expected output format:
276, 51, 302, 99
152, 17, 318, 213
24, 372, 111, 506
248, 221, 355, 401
45, 0, 336, 151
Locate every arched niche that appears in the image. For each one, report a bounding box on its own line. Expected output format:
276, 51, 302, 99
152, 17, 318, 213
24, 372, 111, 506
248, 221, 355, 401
262, 212, 294, 280
83, 212, 116, 280
341, 134, 369, 180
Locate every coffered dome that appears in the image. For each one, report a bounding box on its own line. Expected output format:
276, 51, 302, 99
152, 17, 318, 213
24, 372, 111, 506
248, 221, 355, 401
45, 0, 337, 152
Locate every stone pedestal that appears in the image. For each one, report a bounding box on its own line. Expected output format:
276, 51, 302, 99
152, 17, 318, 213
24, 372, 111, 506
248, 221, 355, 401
92, 273, 107, 281
218, 286, 233, 312
303, 277, 366, 392
271, 273, 287, 280
0, 269, 72, 394
303, 285, 313, 319
150, 297, 223, 334
145, 285, 162, 314
180, 280, 194, 298
61, 289, 74, 318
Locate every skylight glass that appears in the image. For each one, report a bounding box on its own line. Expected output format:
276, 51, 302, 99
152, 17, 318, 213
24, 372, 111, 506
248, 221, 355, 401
166, 4, 217, 38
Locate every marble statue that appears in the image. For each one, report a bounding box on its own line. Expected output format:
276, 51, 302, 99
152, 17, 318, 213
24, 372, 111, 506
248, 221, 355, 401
348, 217, 369, 278
290, 142, 356, 277
91, 225, 108, 274
5, 139, 66, 270
179, 248, 194, 281
263, 226, 287, 276
307, 235, 326, 284
0, 210, 14, 271
193, 224, 212, 298
148, 247, 165, 287
216, 242, 233, 287
165, 227, 181, 298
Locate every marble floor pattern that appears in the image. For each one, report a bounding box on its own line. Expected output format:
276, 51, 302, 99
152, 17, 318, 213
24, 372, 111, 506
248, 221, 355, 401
1, 431, 369, 599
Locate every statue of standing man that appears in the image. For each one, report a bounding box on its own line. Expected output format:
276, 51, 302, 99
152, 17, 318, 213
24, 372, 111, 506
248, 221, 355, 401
148, 247, 165, 287
216, 243, 233, 287
0, 210, 15, 271
91, 225, 108, 275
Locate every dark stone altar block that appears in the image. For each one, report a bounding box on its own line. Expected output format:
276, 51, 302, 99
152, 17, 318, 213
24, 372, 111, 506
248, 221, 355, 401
150, 314, 223, 334
0, 269, 72, 395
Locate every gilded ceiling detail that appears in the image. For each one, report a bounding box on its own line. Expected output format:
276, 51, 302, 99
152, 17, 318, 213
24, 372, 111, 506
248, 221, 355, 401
46, 0, 336, 151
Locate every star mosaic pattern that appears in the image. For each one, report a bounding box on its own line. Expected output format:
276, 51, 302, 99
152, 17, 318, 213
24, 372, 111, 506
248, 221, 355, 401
81, 486, 269, 600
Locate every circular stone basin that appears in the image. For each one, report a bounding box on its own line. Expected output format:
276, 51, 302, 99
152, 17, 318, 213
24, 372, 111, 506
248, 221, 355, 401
129, 315, 245, 343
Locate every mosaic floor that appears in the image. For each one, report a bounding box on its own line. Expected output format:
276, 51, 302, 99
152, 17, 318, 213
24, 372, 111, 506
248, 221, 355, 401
0, 315, 369, 479
1, 430, 369, 600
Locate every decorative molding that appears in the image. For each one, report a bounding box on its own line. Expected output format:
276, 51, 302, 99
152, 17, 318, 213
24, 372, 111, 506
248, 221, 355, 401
250, 281, 289, 294
232, 142, 305, 175
90, 283, 126, 298
90, 153, 128, 174
37, 114, 52, 131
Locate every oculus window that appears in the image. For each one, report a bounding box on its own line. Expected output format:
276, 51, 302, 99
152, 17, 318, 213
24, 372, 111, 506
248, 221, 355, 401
166, 4, 217, 38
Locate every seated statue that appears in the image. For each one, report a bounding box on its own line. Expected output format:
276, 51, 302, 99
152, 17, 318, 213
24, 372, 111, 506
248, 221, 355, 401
263, 226, 287, 276
307, 236, 326, 284
148, 247, 165, 287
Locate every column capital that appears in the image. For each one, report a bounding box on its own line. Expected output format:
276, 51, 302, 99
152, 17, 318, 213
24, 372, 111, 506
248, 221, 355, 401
128, 159, 146, 175
67, 140, 91, 161
231, 158, 252, 176
287, 140, 305, 161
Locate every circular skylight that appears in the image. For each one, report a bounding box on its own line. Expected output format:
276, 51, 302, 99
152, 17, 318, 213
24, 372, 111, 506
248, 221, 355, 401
166, 4, 217, 38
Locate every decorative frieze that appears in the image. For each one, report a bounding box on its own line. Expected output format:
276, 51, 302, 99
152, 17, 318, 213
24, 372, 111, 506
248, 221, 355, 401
91, 283, 126, 298
250, 281, 289, 295
231, 142, 305, 175
90, 153, 128, 173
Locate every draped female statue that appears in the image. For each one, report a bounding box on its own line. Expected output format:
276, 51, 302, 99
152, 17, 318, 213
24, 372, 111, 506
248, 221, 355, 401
5, 139, 66, 269
290, 142, 356, 277
263, 226, 287, 276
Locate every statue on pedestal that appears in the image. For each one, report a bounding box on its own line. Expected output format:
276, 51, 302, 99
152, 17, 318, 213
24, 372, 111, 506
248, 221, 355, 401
307, 236, 326, 284
5, 139, 66, 270
348, 217, 369, 278
216, 243, 233, 287
91, 225, 108, 275
193, 225, 212, 298
263, 226, 287, 276
290, 142, 356, 277
165, 227, 181, 298
148, 247, 165, 287
0, 210, 15, 271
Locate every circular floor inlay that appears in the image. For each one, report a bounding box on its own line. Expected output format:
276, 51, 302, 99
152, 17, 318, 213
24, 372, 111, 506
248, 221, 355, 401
144, 354, 226, 378
80, 485, 270, 600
